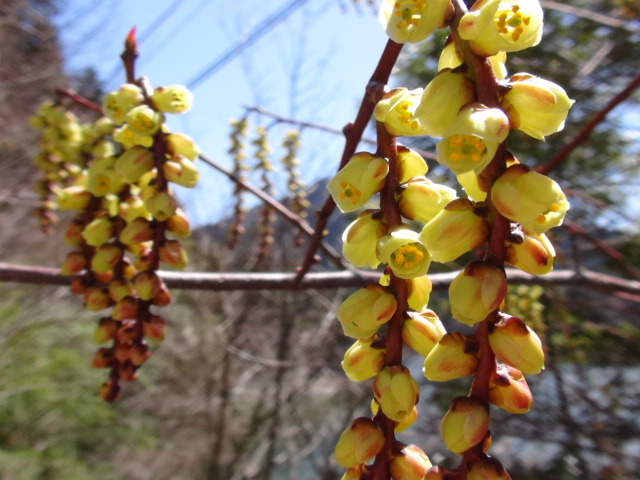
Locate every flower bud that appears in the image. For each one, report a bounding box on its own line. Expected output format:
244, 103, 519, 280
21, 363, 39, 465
467, 457, 513, 480
111, 296, 138, 321
372, 365, 420, 422
340, 464, 367, 480
458, 0, 544, 57
87, 167, 126, 197
91, 244, 123, 274
163, 155, 200, 188
377, 227, 431, 279
489, 315, 544, 374
492, 164, 569, 235
81, 217, 114, 247
119, 195, 150, 223
167, 208, 192, 237
378, 0, 452, 44
436, 104, 510, 175
456, 170, 487, 202
341, 335, 386, 382
334, 417, 385, 468
374, 88, 428, 137
134, 271, 164, 301
396, 145, 428, 183
94, 317, 118, 344
420, 199, 489, 263
371, 400, 418, 432
402, 310, 446, 357
144, 314, 166, 341
119, 362, 138, 382
70, 276, 86, 295
152, 85, 193, 114
98, 381, 121, 402
389, 444, 431, 480
112, 124, 152, 149
56, 185, 91, 210
102, 84, 144, 125
342, 210, 387, 269
414, 69, 476, 137
92, 347, 114, 368
114, 146, 155, 184
61, 251, 86, 275
166, 133, 200, 161
406, 274, 432, 311
117, 319, 137, 344
396, 177, 457, 223
424, 332, 479, 381
119, 218, 153, 245
159, 240, 188, 270
146, 191, 177, 221
108, 279, 134, 302
152, 284, 172, 307
126, 105, 162, 136
440, 396, 490, 454
327, 152, 388, 213
64, 219, 84, 246
505, 230, 555, 275
449, 261, 507, 327
500, 73, 574, 140
489, 364, 533, 414
130, 342, 151, 366
84, 287, 111, 312
336, 284, 397, 339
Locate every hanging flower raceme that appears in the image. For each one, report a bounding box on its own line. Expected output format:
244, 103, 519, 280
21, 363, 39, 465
327, 152, 389, 213
378, 0, 453, 44
374, 88, 429, 137
458, 0, 544, 57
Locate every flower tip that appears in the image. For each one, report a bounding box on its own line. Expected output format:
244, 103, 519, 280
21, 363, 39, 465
125, 27, 137, 50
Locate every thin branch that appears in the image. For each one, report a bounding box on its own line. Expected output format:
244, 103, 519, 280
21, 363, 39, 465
540, 1, 628, 29
2, 263, 640, 296
537, 73, 640, 175
198, 152, 350, 271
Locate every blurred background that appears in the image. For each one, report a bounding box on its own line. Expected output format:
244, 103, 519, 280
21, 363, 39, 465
1, 0, 640, 479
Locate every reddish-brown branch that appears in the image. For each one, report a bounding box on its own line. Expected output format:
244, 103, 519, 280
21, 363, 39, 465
54, 88, 102, 113
294, 39, 404, 283
537, 73, 640, 175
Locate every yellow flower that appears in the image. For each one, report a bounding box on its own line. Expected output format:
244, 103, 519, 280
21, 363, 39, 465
125, 105, 163, 136
459, 0, 544, 57
396, 176, 458, 223
489, 315, 544, 374
389, 444, 432, 480
374, 88, 429, 137
505, 229, 555, 275
377, 227, 431, 279
327, 152, 389, 213
373, 365, 420, 422
342, 210, 387, 269
337, 284, 397, 339
440, 396, 490, 454
489, 364, 533, 414
396, 145, 428, 183
438, 41, 508, 79
423, 332, 479, 381
401, 309, 447, 357
500, 73, 575, 140
152, 85, 193, 114
102, 84, 144, 125
379, 0, 452, 44
341, 335, 386, 382
334, 418, 385, 468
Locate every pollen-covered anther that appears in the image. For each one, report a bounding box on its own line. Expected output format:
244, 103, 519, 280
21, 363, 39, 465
496, 4, 531, 41
340, 182, 362, 205
448, 134, 486, 163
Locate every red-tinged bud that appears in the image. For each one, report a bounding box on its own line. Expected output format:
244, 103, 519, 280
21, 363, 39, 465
449, 261, 507, 327
108, 279, 134, 302
119, 361, 138, 382
112, 296, 138, 321
159, 240, 188, 270
397, 177, 457, 224
130, 342, 151, 366
146, 191, 177, 221
119, 218, 153, 245
114, 146, 154, 183
467, 457, 512, 480
84, 287, 112, 312
373, 365, 420, 422
61, 251, 86, 275
489, 364, 533, 414
98, 381, 121, 402
424, 332, 479, 382
167, 208, 191, 237
396, 145, 428, 183
56, 185, 91, 210
337, 284, 397, 339
370, 400, 418, 433
64, 220, 84, 246
134, 271, 164, 301
440, 396, 490, 454
91, 244, 123, 274
420, 199, 489, 263
342, 210, 387, 269
389, 444, 432, 480
505, 230, 555, 275
166, 133, 200, 161
489, 315, 545, 374
341, 335, 386, 382
94, 317, 118, 344
340, 464, 367, 480
114, 344, 133, 363
152, 285, 172, 306
70, 276, 85, 295
91, 347, 114, 368
117, 320, 137, 344
82, 217, 114, 247
334, 417, 385, 468
425, 466, 452, 480
125, 27, 137, 50
144, 315, 166, 341
402, 309, 446, 357
94, 271, 114, 284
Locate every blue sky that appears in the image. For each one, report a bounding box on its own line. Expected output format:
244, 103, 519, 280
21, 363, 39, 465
53, 0, 395, 225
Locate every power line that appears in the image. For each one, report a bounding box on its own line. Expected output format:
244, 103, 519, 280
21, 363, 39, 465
185, 0, 311, 91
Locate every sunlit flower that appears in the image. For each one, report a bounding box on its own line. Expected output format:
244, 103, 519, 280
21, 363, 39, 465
327, 152, 388, 213
379, 0, 452, 44
374, 88, 429, 137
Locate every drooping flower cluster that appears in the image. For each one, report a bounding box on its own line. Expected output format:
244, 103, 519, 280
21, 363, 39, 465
30, 72, 198, 401
331, 0, 573, 477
